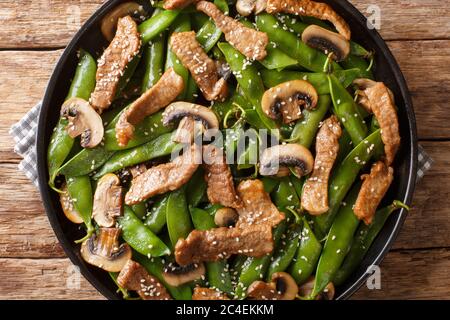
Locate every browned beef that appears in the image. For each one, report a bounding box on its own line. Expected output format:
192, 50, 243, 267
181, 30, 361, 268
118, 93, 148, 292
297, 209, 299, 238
192, 287, 230, 300
247, 281, 280, 300
164, 0, 198, 10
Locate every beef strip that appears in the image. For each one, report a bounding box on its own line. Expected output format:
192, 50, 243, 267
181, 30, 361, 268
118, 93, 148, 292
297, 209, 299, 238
247, 281, 280, 300
354, 79, 400, 166
117, 260, 172, 300
301, 116, 342, 215
115, 68, 184, 147
125, 144, 201, 205
170, 31, 228, 101
164, 0, 198, 10
266, 0, 351, 40
192, 287, 230, 300
354, 161, 394, 225
196, 1, 269, 61
174, 179, 284, 265
90, 16, 141, 113
203, 144, 243, 209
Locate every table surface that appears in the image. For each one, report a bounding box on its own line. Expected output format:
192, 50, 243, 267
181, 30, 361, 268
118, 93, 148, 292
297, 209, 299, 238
0, 0, 449, 300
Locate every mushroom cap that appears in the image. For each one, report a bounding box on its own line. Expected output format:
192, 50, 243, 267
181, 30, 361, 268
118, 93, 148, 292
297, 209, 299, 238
262, 80, 318, 124
162, 102, 220, 131
80, 228, 131, 272
100, 2, 146, 42
92, 173, 123, 228
61, 97, 104, 148
236, 0, 266, 16
214, 207, 239, 227
260, 144, 314, 177
302, 25, 350, 62
272, 272, 298, 300
59, 184, 83, 224
162, 262, 206, 287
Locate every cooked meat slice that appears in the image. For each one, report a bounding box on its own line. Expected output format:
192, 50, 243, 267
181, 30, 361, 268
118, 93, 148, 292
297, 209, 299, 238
301, 116, 342, 215
175, 224, 274, 265
192, 287, 230, 300
247, 272, 298, 300
235, 179, 285, 228
266, 0, 351, 40
117, 260, 172, 300
164, 0, 198, 10
354, 161, 394, 225
115, 68, 184, 147
125, 144, 201, 205
196, 1, 269, 60
90, 16, 141, 113
354, 79, 400, 166
173, 117, 198, 144
203, 145, 243, 209
170, 31, 228, 101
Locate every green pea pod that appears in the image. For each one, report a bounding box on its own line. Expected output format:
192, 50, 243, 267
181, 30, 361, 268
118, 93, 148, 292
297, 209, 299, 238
290, 175, 305, 200
370, 116, 384, 160
255, 14, 341, 73
259, 43, 299, 70
93, 132, 180, 179
335, 129, 353, 165
313, 130, 382, 237
145, 195, 169, 234
312, 183, 362, 298
272, 177, 299, 208
289, 217, 322, 284
105, 102, 133, 130
267, 222, 303, 280
341, 55, 374, 79
116, 53, 142, 99
139, 9, 181, 45
119, 206, 170, 257
103, 110, 173, 151
141, 32, 166, 93
48, 50, 97, 189
237, 128, 259, 170
131, 202, 147, 220
166, 189, 193, 247
260, 69, 360, 94
66, 176, 94, 242
329, 74, 368, 146
186, 168, 207, 208
135, 254, 192, 300
184, 75, 199, 102
218, 42, 278, 133
196, 0, 228, 52
58, 146, 115, 178
190, 208, 233, 294
289, 95, 331, 148
333, 201, 409, 286
261, 177, 279, 194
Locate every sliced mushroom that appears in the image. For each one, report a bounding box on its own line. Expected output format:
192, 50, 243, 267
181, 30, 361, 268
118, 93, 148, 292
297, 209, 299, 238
298, 276, 335, 300
93, 174, 123, 228
80, 227, 132, 272
214, 207, 239, 227
59, 184, 83, 224
259, 144, 314, 177
162, 262, 205, 287
302, 25, 350, 62
60, 97, 104, 148
247, 272, 298, 300
100, 2, 146, 42
262, 80, 318, 124
236, 0, 267, 16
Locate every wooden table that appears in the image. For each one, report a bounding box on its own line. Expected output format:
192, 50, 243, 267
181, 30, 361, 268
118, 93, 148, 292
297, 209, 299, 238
0, 0, 449, 300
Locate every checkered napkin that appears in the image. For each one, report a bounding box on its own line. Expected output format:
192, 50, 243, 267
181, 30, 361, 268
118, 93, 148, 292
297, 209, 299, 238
11, 102, 434, 188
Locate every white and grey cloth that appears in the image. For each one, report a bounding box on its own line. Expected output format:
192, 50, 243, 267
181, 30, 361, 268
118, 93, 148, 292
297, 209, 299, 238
10, 102, 434, 188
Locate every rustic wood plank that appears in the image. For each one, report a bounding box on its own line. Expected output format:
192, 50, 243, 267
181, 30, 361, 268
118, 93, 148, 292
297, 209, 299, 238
353, 248, 450, 300
0, 0, 448, 49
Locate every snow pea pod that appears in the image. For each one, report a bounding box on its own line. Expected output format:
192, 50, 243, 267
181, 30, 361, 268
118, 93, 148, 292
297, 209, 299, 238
93, 132, 180, 179
289, 217, 322, 284
116, 53, 142, 99
267, 222, 303, 280
261, 177, 279, 194
145, 195, 169, 234
66, 176, 94, 242
196, 0, 228, 52
255, 13, 341, 73
120, 206, 171, 257
260, 69, 360, 94
58, 146, 114, 178
141, 33, 166, 93
311, 183, 361, 298
48, 50, 96, 189
335, 129, 352, 165
131, 202, 147, 220
218, 42, 278, 133
166, 189, 193, 247
313, 129, 382, 237
329, 74, 368, 146
237, 128, 259, 170
135, 254, 192, 300
190, 207, 233, 294
272, 177, 299, 209
333, 201, 409, 286
290, 175, 305, 201
185, 168, 207, 208
289, 95, 331, 148
341, 55, 374, 79
139, 9, 181, 45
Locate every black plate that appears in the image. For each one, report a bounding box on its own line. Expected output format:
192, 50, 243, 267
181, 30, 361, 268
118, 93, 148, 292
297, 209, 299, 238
37, 0, 418, 300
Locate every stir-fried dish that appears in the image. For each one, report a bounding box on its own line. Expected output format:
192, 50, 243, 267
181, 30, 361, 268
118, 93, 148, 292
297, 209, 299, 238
47, 0, 409, 300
